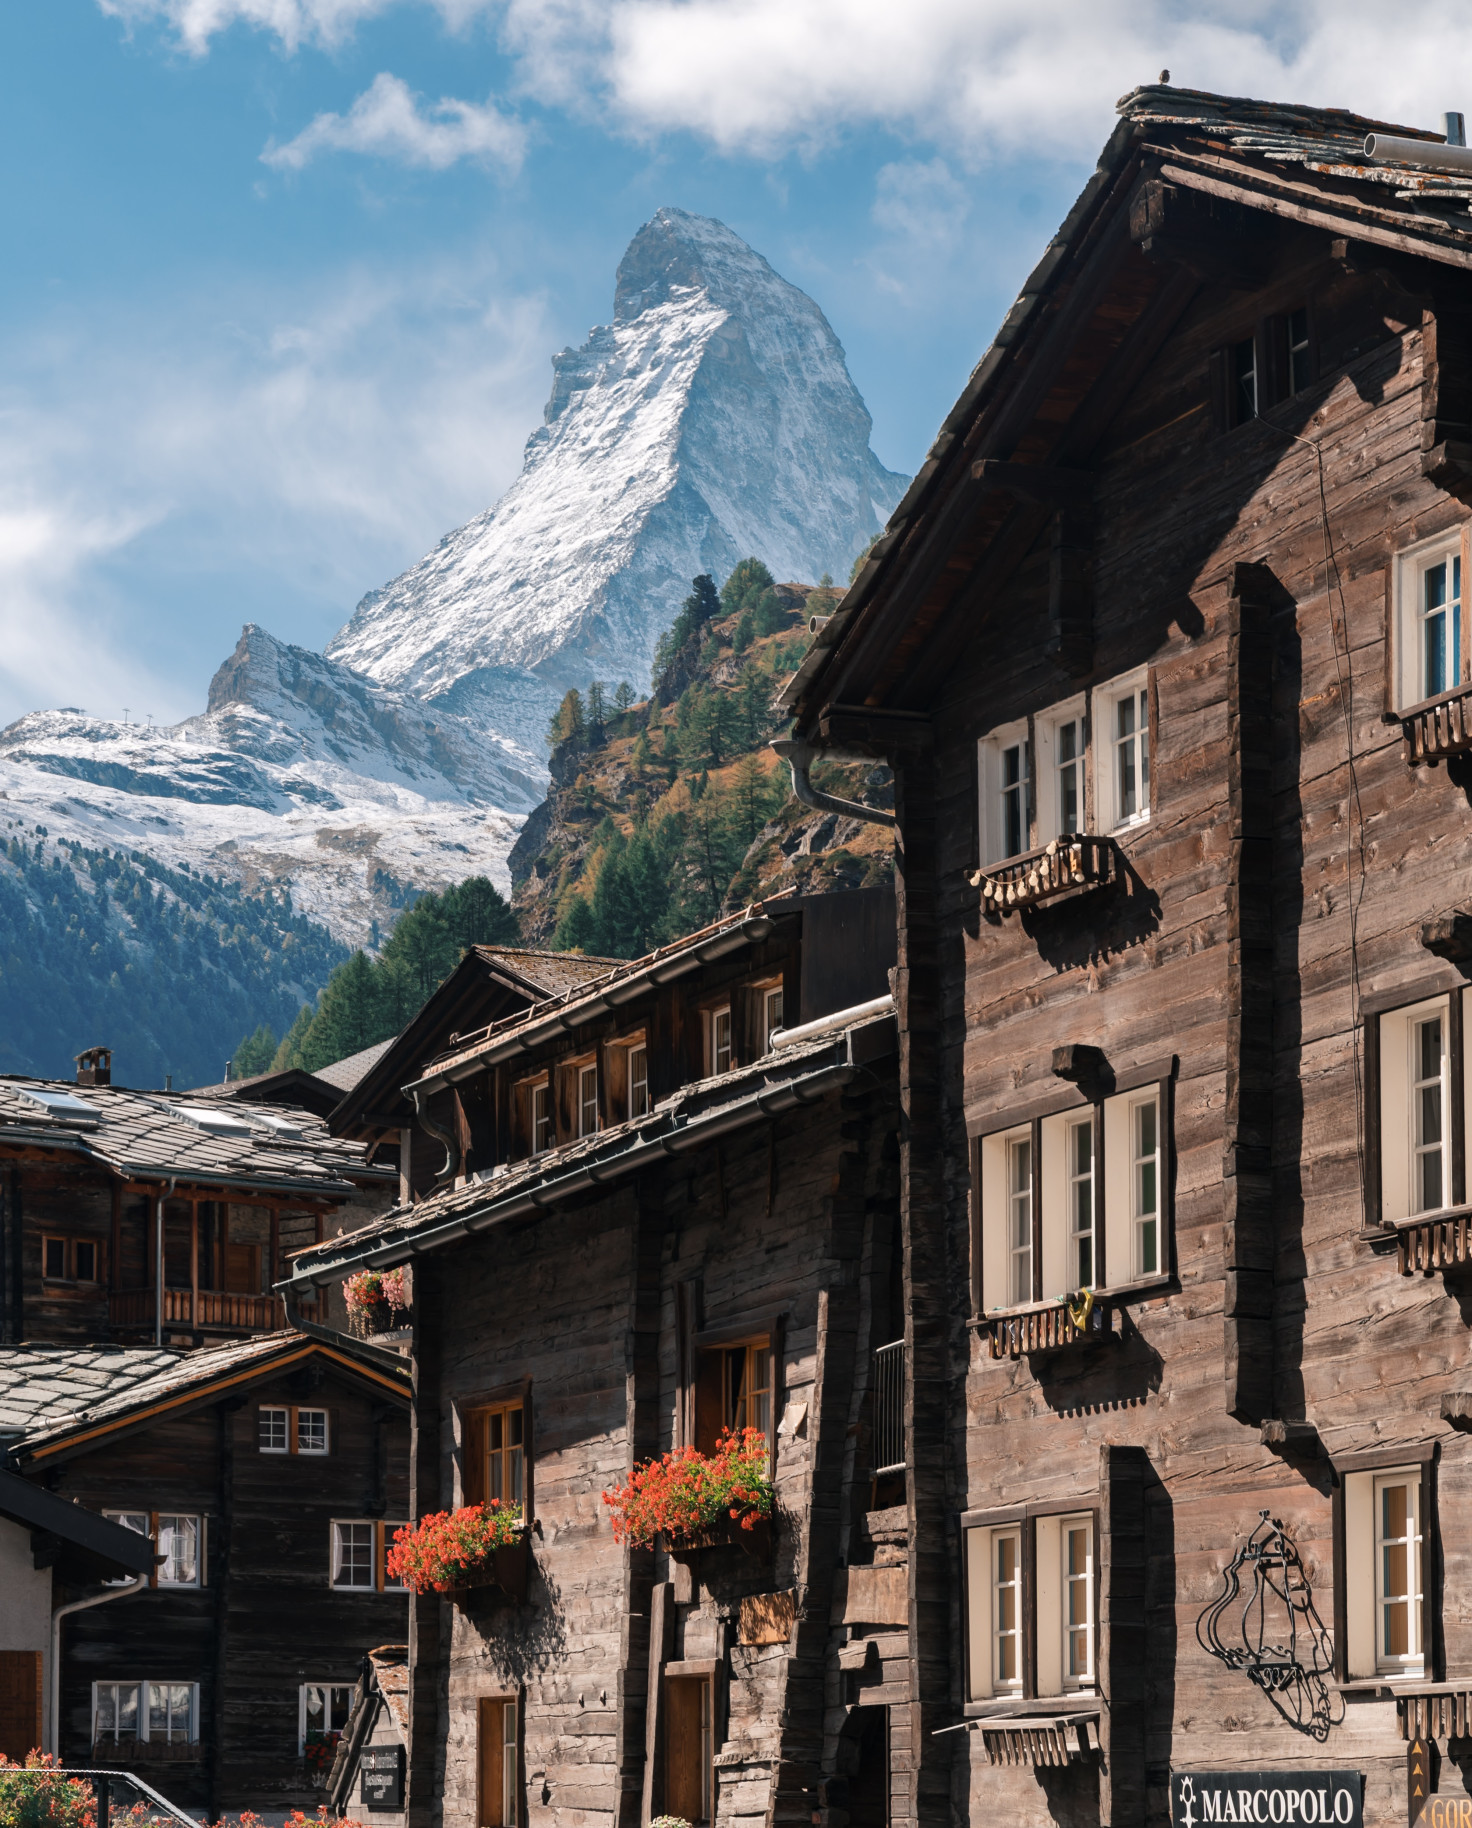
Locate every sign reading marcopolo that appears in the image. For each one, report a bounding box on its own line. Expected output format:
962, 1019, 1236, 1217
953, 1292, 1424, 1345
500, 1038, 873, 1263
1171, 1772, 1364, 1828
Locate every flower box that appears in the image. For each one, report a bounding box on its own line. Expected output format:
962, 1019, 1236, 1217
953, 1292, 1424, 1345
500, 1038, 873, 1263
344, 1267, 410, 1336
386, 1502, 528, 1605
663, 1513, 774, 1561
602, 1427, 775, 1554
445, 1534, 530, 1608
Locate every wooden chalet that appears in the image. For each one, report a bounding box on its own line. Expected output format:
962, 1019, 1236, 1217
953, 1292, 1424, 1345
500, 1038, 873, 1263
3, 1330, 411, 1812
283, 890, 904, 1828
776, 80, 1472, 1828
328, 946, 623, 1202
0, 1060, 395, 1348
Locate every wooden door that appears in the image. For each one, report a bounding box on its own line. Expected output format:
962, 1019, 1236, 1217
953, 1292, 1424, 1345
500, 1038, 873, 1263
664, 1676, 711, 1825
477, 1697, 517, 1827
0, 1651, 41, 1764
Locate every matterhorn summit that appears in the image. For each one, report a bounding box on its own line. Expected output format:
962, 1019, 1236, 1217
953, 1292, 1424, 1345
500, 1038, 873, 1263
327, 207, 908, 753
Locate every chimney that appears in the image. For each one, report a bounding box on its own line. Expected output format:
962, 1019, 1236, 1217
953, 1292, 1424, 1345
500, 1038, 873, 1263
75, 1046, 112, 1087
1447, 112, 1467, 148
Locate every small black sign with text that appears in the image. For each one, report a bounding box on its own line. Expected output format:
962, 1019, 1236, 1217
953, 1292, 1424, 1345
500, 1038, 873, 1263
361, 1744, 405, 1812
1171, 1771, 1363, 1828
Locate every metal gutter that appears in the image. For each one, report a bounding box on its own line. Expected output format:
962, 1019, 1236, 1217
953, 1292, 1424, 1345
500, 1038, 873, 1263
769, 740, 896, 829
772, 994, 895, 1049
283, 1053, 863, 1292
405, 908, 779, 1093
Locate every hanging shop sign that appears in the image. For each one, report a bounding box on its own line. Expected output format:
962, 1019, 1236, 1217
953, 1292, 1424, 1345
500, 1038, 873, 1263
361, 1744, 405, 1812
1171, 1771, 1363, 1828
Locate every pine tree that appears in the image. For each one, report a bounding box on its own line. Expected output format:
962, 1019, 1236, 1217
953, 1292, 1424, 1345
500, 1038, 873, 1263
587, 681, 607, 745
554, 892, 597, 951
720, 557, 775, 615
229, 1022, 279, 1079
548, 689, 586, 752
614, 681, 635, 714
272, 1003, 315, 1071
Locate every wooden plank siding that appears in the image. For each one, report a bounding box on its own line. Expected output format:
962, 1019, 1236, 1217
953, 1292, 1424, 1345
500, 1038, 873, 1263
43, 1365, 410, 1814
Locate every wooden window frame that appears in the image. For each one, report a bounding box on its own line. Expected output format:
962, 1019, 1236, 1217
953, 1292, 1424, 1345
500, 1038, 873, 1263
760, 982, 786, 1052
1095, 666, 1151, 834
971, 1060, 1175, 1320
977, 715, 1032, 865
476, 1691, 523, 1828
705, 1006, 733, 1078
1332, 1444, 1439, 1685
41, 1235, 104, 1285
1034, 693, 1090, 845
683, 1308, 784, 1477
1212, 307, 1317, 433
959, 1502, 1102, 1711
514, 1074, 552, 1159
1388, 523, 1472, 715
576, 1060, 600, 1139
460, 1379, 534, 1522
329, 1518, 406, 1593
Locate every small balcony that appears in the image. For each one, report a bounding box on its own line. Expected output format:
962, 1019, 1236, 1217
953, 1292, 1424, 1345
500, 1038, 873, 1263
109, 1287, 321, 1334
974, 835, 1113, 915
986, 1295, 1112, 1359
1396, 1208, 1472, 1277
870, 1340, 905, 1477
1399, 683, 1472, 764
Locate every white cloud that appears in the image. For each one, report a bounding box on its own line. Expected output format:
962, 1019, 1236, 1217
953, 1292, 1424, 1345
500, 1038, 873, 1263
263, 71, 525, 172
0, 258, 555, 725
871, 158, 968, 247
100, 0, 1472, 163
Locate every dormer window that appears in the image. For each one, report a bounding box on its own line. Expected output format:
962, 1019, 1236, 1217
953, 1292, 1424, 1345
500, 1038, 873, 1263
531, 1080, 550, 1156
710, 1008, 732, 1076
629, 1046, 649, 1119
577, 1063, 599, 1138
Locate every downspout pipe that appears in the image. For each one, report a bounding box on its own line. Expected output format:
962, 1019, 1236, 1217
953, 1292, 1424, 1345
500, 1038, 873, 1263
770, 738, 896, 829
411, 1087, 460, 1186
50, 1576, 147, 1755
153, 1178, 175, 1349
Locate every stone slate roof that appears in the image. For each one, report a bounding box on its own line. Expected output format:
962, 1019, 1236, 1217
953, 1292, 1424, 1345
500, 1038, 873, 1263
0, 1345, 182, 1441
287, 1007, 895, 1288
467, 946, 623, 999
315, 1038, 397, 1094
8, 1329, 411, 1464
368, 1646, 410, 1737
0, 1075, 392, 1196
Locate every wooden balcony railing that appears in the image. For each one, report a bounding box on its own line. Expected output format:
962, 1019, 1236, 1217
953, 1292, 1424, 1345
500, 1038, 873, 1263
974, 835, 1112, 915
1397, 1210, 1472, 1276
986, 1294, 1112, 1359
1400, 684, 1472, 763
108, 1288, 321, 1332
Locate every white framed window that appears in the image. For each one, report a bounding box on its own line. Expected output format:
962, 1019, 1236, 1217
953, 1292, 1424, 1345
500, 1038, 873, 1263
1343, 1464, 1427, 1680
1066, 1116, 1095, 1291
577, 1062, 599, 1138
297, 1408, 329, 1455
709, 1007, 733, 1076
330, 1519, 408, 1592
92, 1682, 198, 1745
1130, 1096, 1160, 1279
1034, 698, 1087, 845
299, 1682, 355, 1753
1394, 528, 1468, 711
628, 1045, 649, 1119
992, 1526, 1024, 1693
1006, 1133, 1033, 1306
1376, 993, 1469, 1224
763, 986, 785, 1051
94, 1682, 140, 1742
156, 1515, 199, 1587
531, 1080, 550, 1155
104, 1511, 202, 1588
259, 1405, 329, 1455
978, 719, 1031, 865
331, 1520, 375, 1590
966, 1515, 1096, 1702
1097, 670, 1149, 831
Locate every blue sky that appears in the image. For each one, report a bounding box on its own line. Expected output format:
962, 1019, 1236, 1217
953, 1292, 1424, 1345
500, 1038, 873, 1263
1, 0, 1467, 726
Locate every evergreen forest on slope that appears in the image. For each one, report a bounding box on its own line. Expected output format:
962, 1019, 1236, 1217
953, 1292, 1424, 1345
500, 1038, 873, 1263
235, 556, 894, 1084
0, 823, 347, 1089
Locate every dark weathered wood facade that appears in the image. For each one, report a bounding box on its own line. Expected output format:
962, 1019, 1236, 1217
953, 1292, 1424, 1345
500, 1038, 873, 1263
779, 80, 1472, 1828
0, 1071, 393, 1347
10, 1334, 411, 1812
289, 893, 907, 1828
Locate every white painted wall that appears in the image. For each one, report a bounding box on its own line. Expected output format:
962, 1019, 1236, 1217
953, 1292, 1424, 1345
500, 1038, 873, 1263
0, 1514, 54, 1749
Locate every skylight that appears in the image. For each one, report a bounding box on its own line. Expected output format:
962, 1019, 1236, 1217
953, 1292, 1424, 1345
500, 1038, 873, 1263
15, 1087, 101, 1126
172, 1104, 257, 1139
250, 1113, 303, 1141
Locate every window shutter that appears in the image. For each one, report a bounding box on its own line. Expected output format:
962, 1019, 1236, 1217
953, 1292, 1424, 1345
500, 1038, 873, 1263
675, 1279, 701, 1448
733, 988, 760, 1068
978, 1132, 1009, 1312
555, 1067, 575, 1144
463, 1408, 487, 1507
1344, 1471, 1375, 1678
693, 1351, 724, 1456
1034, 1514, 1063, 1698
603, 1045, 627, 1126
1039, 1114, 1068, 1301
965, 1526, 994, 1700
1102, 1094, 1132, 1290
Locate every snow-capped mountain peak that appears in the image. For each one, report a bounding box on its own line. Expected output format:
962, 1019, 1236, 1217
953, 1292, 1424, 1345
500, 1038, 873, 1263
326, 206, 908, 755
